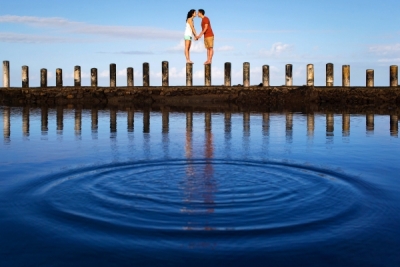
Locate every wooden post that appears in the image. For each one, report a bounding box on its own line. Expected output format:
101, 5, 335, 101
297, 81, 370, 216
390, 65, 398, 87
143, 63, 150, 86
285, 64, 293, 86
91, 68, 98, 87
40, 68, 47, 88
307, 64, 314, 86
74, 66, 81, 87
110, 63, 116, 87
162, 61, 169, 87
243, 62, 250, 87
263, 65, 270, 87
326, 63, 334, 86
186, 63, 193, 86
56, 68, 63, 87
342, 65, 350, 87
205, 64, 211, 86
366, 69, 374, 87
127, 68, 134, 87
3, 61, 10, 87
225, 62, 231, 86
22, 66, 29, 88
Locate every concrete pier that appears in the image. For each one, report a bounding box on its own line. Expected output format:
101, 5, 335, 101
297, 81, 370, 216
40, 69, 47, 88
390, 65, 398, 87
22, 66, 29, 88
366, 114, 374, 132
162, 61, 169, 87
3, 61, 10, 88
91, 68, 98, 87
263, 65, 270, 87
342, 65, 350, 87
326, 63, 334, 87
143, 63, 150, 87
243, 62, 250, 88
225, 62, 231, 87
366, 69, 374, 87
74, 66, 81, 87
56, 68, 63, 87
307, 64, 314, 86
186, 63, 193, 87
342, 113, 350, 136
205, 64, 211, 86
110, 64, 116, 87
285, 64, 293, 86
127, 68, 134, 87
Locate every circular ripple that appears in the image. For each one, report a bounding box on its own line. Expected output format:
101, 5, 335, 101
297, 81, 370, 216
8, 159, 380, 250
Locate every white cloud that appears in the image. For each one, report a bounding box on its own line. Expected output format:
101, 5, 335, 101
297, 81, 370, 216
0, 15, 181, 41
167, 40, 206, 53
378, 58, 400, 63
216, 45, 234, 52
369, 44, 400, 56
0, 32, 78, 43
259, 42, 294, 58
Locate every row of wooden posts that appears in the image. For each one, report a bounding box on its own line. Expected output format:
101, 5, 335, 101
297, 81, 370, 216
2, 61, 399, 88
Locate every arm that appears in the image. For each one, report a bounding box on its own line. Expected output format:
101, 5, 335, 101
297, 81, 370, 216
189, 18, 197, 38
197, 24, 208, 39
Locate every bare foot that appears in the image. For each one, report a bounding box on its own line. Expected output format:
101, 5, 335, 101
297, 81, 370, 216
186, 60, 194, 64
204, 61, 211, 65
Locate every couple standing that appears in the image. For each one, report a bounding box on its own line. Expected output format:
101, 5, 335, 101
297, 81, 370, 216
185, 9, 214, 65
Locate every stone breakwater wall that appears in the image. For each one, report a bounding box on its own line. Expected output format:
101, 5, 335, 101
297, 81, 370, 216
1, 86, 400, 108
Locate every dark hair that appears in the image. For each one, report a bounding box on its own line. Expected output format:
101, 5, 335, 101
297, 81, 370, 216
198, 9, 205, 15
187, 9, 196, 21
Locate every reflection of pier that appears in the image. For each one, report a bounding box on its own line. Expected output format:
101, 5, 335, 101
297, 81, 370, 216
3, 107, 400, 140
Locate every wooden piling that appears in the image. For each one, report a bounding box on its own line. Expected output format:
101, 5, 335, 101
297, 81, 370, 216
162, 61, 169, 87
3, 61, 10, 88
40, 68, 47, 88
243, 62, 250, 87
326, 63, 334, 86
186, 63, 193, 86
143, 63, 150, 86
56, 68, 63, 87
22, 66, 29, 88
74, 66, 81, 87
225, 62, 231, 87
285, 64, 293, 86
91, 68, 98, 87
205, 64, 211, 86
390, 65, 398, 87
366, 69, 374, 87
110, 64, 116, 87
263, 65, 270, 87
127, 68, 134, 87
342, 65, 350, 87
307, 64, 314, 86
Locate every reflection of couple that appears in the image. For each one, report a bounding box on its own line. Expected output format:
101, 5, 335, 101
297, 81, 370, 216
185, 9, 214, 65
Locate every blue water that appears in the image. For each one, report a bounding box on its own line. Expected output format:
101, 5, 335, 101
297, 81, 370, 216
1, 106, 400, 266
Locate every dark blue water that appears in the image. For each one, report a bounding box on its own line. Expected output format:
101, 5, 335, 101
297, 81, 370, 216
1, 106, 400, 266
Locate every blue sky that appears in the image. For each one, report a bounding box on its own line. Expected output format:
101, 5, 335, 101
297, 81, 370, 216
1, 0, 399, 87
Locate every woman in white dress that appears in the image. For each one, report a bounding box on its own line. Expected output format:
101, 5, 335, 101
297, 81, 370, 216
184, 9, 198, 64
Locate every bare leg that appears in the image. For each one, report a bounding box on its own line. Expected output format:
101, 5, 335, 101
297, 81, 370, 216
205, 48, 214, 64
185, 40, 193, 64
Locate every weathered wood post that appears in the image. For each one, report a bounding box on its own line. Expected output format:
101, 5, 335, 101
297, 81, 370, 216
326, 63, 334, 86
225, 62, 231, 86
127, 108, 134, 132
307, 64, 314, 86
342, 113, 350, 136
263, 65, 270, 87
110, 63, 116, 87
127, 68, 134, 87
390, 115, 398, 136
91, 68, 98, 87
22, 106, 29, 136
57, 106, 64, 132
342, 65, 350, 87
143, 63, 150, 86
243, 62, 250, 87
285, 64, 293, 86
3, 61, 10, 87
74, 66, 81, 87
162, 61, 169, 87
110, 109, 117, 133
56, 68, 63, 87
22, 66, 29, 88
186, 63, 193, 86
366, 69, 374, 87
40, 68, 47, 88
366, 114, 374, 132
205, 64, 211, 86
390, 65, 398, 87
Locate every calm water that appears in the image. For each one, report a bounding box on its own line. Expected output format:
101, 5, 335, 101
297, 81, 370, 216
1, 105, 400, 266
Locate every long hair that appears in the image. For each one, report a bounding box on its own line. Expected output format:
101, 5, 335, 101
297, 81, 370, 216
186, 9, 196, 22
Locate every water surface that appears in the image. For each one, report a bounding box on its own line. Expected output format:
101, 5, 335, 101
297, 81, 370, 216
1, 105, 399, 266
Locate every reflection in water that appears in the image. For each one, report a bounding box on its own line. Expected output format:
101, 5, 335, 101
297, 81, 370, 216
143, 109, 150, 134
41, 106, 48, 134
326, 113, 334, 135
57, 106, 64, 134
185, 112, 193, 158
307, 113, 314, 137
342, 113, 350, 137
127, 108, 134, 132
110, 109, 117, 134
262, 113, 270, 136
3, 107, 10, 141
390, 115, 398, 137
286, 112, 293, 143
224, 112, 231, 157
243, 112, 250, 136
204, 112, 215, 215
22, 107, 30, 137
366, 114, 374, 134
74, 108, 82, 136
162, 108, 169, 134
